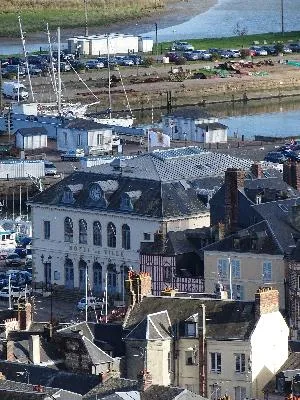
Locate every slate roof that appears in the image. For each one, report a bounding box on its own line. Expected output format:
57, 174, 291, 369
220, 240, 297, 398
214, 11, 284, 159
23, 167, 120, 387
203, 220, 283, 255
93, 323, 126, 357
62, 118, 112, 130
125, 310, 172, 341
0, 379, 57, 399
165, 107, 212, 120
30, 172, 209, 218
0, 360, 99, 395
90, 148, 252, 182
196, 122, 228, 130
288, 240, 300, 261
82, 336, 114, 364
124, 296, 256, 340
251, 198, 300, 253
141, 386, 206, 400
16, 127, 47, 137
57, 321, 94, 342
83, 377, 138, 399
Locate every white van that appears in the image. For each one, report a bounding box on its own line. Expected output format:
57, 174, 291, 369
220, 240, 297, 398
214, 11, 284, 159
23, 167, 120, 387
44, 161, 57, 176
2, 81, 29, 100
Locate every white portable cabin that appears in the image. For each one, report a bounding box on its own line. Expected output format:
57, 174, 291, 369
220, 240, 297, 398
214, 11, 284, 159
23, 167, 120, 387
138, 37, 154, 53
15, 127, 48, 150
0, 160, 45, 179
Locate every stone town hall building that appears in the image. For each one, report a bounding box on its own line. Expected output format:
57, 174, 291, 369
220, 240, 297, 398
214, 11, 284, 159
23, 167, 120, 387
29, 147, 251, 296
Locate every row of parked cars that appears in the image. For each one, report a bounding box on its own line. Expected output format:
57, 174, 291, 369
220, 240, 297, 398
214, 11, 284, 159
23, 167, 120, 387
167, 41, 299, 63
264, 142, 300, 164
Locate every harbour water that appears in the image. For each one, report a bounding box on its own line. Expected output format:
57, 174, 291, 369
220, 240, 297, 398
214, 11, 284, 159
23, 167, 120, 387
1, 0, 300, 54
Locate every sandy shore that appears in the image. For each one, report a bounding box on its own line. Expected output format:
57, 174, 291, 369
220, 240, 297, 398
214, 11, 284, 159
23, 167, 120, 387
0, 0, 218, 43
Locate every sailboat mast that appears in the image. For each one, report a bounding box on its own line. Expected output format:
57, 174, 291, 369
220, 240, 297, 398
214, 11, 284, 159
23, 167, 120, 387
106, 34, 112, 119
57, 27, 62, 115
46, 23, 58, 102
18, 15, 35, 102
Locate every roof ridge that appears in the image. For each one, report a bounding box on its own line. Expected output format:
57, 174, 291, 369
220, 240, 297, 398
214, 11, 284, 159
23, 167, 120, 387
148, 315, 164, 339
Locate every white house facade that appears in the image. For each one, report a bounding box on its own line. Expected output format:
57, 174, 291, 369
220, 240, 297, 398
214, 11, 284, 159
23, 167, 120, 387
162, 107, 227, 143
57, 119, 113, 156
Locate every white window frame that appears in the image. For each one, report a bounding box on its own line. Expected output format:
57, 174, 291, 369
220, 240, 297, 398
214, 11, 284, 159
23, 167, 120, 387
262, 260, 272, 282
234, 353, 246, 373
231, 259, 241, 279
218, 259, 228, 279
97, 133, 104, 146
210, 352, 221, 373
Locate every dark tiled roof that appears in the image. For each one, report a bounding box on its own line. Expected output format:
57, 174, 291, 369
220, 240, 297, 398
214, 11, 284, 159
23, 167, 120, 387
57, 321, 94, 342
30, 172, 208, 218
203, 220, 282, 255
252, 198, 300, 253
288, 240, 300, 261
82, 336, 114, 364
16, 127, 47, 137
166, 107, 212, 119
125, 310, 172, 340
63, 118, 112, 130
141, 385, 184, 400
196, 122, 228, 130
124, 296, 255, 340
94, 323, 125, 357
83, 377, 138, 399
0, 360, 99, 395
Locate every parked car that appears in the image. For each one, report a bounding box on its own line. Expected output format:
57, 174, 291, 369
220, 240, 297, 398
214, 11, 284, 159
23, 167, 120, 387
127, 55, 143, 65
77, 296, 104, 311
44, 161, 57, 176
249, 46, 268, 56
182, 51, 198, 61
14, 247, 27, 258
85, 59, 105, 69
264, 151, 288, 163
226, 49, 241, 58
0, 274, 8, 288
288, 43, 300, 52
5, 253, 24, 267
172, 41, 194, 51
281, 150, 300, 161
28, 64, 43, 76
192, 50, 212, 60
115, 56, 134, 66
165, 52, 180, 62
261, 45, 278, 55
283, 45, 293, 54
2, 65, 26, 76
61, 148, 85, 161
0, 286, 32, 299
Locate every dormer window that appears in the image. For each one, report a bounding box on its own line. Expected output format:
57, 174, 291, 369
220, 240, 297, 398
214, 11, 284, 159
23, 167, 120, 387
185, 322, 197, 337
62, 188, 74, 204
120, 194, 132, 211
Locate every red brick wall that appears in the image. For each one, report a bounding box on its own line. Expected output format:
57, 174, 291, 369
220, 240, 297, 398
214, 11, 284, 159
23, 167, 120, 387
225, 168, 246, 233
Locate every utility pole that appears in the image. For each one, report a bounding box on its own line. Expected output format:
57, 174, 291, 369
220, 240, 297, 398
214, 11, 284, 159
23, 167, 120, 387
281, 0, 284, 35
84, 0, 89, 36
155, 23, 158, 62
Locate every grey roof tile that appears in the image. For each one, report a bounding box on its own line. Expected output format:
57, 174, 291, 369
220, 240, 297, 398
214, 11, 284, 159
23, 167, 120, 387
16, 127, 47, 137
124, 297, 256, 340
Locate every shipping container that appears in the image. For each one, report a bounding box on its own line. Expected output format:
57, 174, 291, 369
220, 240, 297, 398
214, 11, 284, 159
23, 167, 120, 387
0, 160, 45, 179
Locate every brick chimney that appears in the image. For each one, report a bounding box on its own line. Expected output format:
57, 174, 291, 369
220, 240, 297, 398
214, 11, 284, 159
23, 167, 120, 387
2, 340, 14, 361
283, 161, 300, 190
17, 302, 32, 331
255, 287, 279, 320
251, 163, 263, 179
99, 371, 109, 383
137, 370, 152, 392
125, 271, 152, 307
225, 168, 246, 234
29, 335, 41, 365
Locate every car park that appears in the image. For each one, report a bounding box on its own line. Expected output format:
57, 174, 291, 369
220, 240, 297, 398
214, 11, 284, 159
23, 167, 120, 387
0, 286, 32, 299
165, 52, 180, 62
264, 151, 288, 163
127, 55, 143, 65
261, 45, 277, 55
172, 41, 194, 51
192, 50, 212, 60
28, 64, 43, 76
115, 56, 134, 66
226, 49, 241, 58
14, 247, 27, 258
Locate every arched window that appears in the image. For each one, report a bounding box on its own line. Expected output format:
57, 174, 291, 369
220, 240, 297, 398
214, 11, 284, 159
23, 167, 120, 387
93, 221, 102, 246
79, 219, 87, 244
122, 224, 130, 250
93, 262, 102, 294
107, 222, 116, 248
64, 217, 73, 242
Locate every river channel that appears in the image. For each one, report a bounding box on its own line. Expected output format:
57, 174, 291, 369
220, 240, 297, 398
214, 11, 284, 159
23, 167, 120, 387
136, 96, 300, 140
